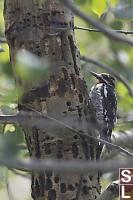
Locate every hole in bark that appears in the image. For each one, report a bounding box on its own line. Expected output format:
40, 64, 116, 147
83, 179, 87, 183
52, 11, 56, 16
68, 62, 72, 65
56, 151, 63, 159
62, 68, 68, 80
78, 94, 83, 103
62, 11, 65, 13
75, 183, 78, 187
46, 178, 53, 190
39, 173, 45, 197
27, 18, 30, 22
54, 176, 59, 183
68, 184, 75, 191
66, 101, 71, 106
52, 52, 55, 55
45, 136, 50, 140
45, 143, 51, 154
72, 143, 79, 158
35, 179, 40, 197
73, 135, 78, 140
89, 176, 93, 181
82, 186, 89, 195
60, 183, 66, 193
77, 106, 82, 118
48, 189, 56, 200
46, 171, 52, 178
70, 73, 76, 89
62, 111, 67, 114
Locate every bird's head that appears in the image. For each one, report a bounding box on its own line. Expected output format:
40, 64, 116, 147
90, 71, 115, 87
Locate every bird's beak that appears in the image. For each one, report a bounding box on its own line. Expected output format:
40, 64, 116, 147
90, 71, 101, 80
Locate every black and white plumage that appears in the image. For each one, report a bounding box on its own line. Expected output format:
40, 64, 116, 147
89, 72, 117, 152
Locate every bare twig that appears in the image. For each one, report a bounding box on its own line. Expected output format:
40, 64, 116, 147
0, 157, 133, 173
0, 111, 133, 157
61, 0, 133, 46
74, 26, 133, 35
81, 56, 133, 98
96, 180, 119, 200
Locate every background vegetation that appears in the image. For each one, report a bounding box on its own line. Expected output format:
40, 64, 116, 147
0, 0, 133, 199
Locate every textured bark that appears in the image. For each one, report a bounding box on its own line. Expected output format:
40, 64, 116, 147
4, 0, 101, 199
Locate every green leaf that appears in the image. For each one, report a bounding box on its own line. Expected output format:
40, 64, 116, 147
113, 0, 133, 20
90, 0, 107, 16
110, 0, 120, 7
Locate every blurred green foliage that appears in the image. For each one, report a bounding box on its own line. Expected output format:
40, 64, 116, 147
0, 0, 133, 199
113, 0, 133, 20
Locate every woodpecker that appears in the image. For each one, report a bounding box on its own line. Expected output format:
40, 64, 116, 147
89, 72, 117, 153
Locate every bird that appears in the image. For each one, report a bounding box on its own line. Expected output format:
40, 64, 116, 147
89, 71, 117, 154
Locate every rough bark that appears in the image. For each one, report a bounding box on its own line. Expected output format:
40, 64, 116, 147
4, 0, 101, 199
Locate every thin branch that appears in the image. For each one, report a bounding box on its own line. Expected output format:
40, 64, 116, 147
61, 0, 133, 46
0, 111, 133, 157
11, 166, 31, 172
74, 26, 133, 35
9, 168, 31, 179
81, 56, 133, 98
0, 157, 133, 173
96, 180, 119, 200
0, 114, 17, 124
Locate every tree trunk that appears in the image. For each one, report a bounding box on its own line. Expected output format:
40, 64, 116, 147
4, 0, 101, 199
